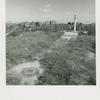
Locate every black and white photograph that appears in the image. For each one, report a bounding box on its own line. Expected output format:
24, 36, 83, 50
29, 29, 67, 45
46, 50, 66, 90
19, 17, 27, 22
6, 0, 96, 85
1, 0, 100, 100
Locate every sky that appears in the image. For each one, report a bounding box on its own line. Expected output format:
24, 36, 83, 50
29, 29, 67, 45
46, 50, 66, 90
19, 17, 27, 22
6, 0, 95, 23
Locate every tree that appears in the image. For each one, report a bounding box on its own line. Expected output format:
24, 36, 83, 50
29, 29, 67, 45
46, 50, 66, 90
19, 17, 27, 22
85, 23, 95, 35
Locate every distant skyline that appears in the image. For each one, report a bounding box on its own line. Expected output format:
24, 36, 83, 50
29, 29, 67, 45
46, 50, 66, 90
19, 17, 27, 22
6, 0, 95, 24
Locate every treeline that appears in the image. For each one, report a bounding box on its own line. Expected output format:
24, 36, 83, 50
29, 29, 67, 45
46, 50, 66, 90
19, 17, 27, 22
6, 21, 95, 36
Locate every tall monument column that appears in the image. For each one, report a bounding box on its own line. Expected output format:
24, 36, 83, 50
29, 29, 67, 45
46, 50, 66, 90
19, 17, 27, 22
74, 14, 77, 32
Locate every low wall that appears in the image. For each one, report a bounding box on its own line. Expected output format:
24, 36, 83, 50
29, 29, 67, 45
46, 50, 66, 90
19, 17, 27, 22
61, 31, 78, 40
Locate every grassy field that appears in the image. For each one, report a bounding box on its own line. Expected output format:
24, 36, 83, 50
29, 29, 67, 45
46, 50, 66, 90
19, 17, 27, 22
6, 31, 96, 85
6, 31, 63, 70
38, 35, 96, 85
